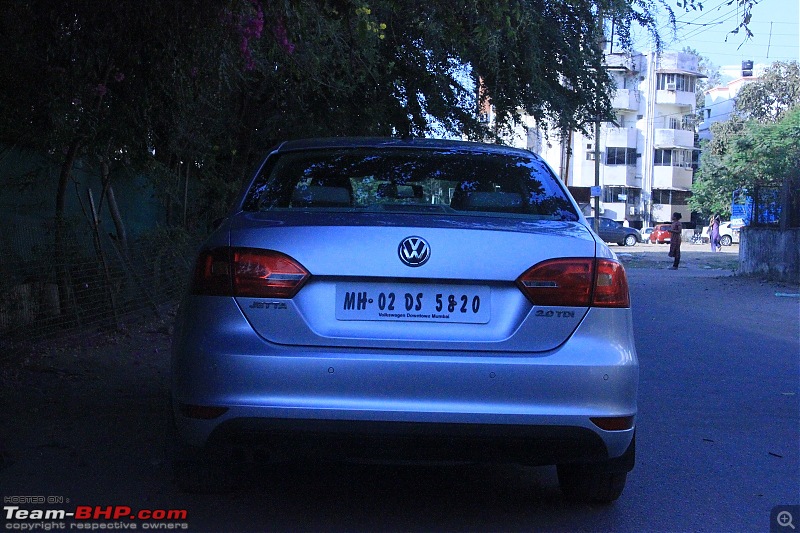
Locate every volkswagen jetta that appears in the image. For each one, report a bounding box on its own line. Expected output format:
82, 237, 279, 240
171, 138, 638, 502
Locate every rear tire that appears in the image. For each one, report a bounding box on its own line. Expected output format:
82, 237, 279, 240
557, 434, 634, 504
557, 468, 627, 504
173, 452, 235, 494
168, 402, 235, 494
624, 235, 637, 247
720, 235, 732, 246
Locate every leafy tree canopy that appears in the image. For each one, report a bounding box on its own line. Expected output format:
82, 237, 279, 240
735, 61, 800, 122
2, 0, 765, 228
691, 95, 800, 218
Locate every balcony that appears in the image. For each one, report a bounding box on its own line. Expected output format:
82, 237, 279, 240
655, 89, 696, 107
602, 165, 639, 187
611, 88, 640, 111
654, 128, 694, 149
605, 126, 638, 148
651, 204, 690, 224
653, 165, 693, 190
605, 53, 639, 73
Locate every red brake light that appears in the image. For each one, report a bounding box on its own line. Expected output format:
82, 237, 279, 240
192, 247, 309, 298
516, 258, 629, 308
517, 258, 593, 307
593, 259, 630, 308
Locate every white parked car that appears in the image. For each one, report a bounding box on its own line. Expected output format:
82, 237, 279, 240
703, 221, 740, 246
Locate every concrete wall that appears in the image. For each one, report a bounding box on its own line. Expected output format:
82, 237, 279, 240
739, 227, 800, 282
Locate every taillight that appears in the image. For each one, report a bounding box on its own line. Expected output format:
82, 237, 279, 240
192, 248, 232, 296
517, 259, 593, 307
516, 258, 629, 308
592, 259, 630, 307
192, 247, 309, 298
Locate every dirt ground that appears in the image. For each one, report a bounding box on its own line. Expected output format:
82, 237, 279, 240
614, 240, 741, 273
0, 243, 796, 527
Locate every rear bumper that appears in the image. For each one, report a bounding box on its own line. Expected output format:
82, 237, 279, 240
171, 297, 638, 466
192, 418, 633, 470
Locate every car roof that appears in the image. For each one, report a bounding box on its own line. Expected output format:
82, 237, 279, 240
272, 137, 538, 159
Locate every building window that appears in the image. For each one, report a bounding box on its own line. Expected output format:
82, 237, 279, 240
654, 148, 693, 168
667, 114, 696, 131
603, 187, 642, 210
605, 147, 638, 166
652, 189, 691, 205
656, 73, 696, 92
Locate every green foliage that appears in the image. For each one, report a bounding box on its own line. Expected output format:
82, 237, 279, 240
727, 107, 800, 187
691, 102, 800, 217
688, 145, 735, 218
735, 61, 800, 123
0, 0, 694, 226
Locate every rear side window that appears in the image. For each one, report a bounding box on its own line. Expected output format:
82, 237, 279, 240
244, 148, 579, 221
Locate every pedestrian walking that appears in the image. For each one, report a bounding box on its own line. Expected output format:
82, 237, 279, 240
668, 212, 682, 269
708, 214, 721, 252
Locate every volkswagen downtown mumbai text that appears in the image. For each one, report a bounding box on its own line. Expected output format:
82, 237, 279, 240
3, 498, 190, 531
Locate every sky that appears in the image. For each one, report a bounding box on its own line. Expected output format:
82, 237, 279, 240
629, 0, 800, 82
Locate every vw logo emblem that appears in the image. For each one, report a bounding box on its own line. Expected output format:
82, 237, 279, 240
398, 236, 430, 267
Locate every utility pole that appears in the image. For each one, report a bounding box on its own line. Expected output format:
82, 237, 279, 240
594, 117, 601, 233
592, 11, 605, 234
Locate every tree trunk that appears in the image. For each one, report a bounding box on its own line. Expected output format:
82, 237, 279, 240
105, 183, 128, 252
100, 160, 128, 254
55, 139, 81, 322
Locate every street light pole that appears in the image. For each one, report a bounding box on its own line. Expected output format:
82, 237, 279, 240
594, 117, 601, 233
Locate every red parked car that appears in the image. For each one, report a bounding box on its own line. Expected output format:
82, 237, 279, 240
650, 224, 672, 244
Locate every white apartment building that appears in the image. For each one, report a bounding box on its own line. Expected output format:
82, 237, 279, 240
507, 50, 704, 228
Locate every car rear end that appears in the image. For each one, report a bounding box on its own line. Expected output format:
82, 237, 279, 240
650, 224, 671, 244
171, 138, 638, 502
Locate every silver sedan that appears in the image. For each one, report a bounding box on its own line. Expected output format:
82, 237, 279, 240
171, 138, 638, 503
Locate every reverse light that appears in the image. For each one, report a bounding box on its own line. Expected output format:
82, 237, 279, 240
192, 247, 310, 298
592, 259, 630, 308
590, 416, 635, 431
516, 258, 629, 308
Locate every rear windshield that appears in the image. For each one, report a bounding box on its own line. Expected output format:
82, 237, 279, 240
243, 148, 579, 221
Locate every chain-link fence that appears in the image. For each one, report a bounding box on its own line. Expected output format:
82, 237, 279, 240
0, 222, 204, 343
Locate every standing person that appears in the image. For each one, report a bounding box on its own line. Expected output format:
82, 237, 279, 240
668, 212, 682, 269
708, 214, 721, 252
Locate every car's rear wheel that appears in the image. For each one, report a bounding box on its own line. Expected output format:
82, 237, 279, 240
624, 234, 637, 247
173, 450, 235, 494
557, 468, 628, 504
169, 404, 235, 493
720, 235, 732, 246
557, 433, 634, 504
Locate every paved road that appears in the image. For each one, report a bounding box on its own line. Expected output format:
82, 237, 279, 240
1, 249, 797, 532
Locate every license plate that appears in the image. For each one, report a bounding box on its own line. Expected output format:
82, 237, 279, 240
335, 283, 490, 323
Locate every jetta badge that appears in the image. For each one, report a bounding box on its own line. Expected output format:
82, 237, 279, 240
398, 236, 430, 267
